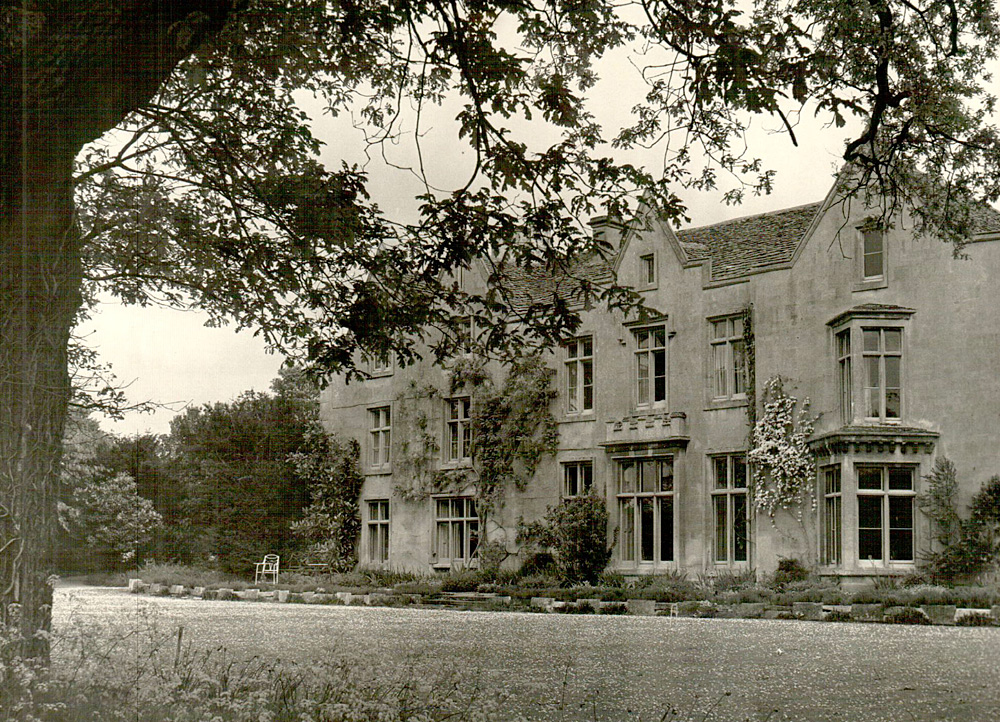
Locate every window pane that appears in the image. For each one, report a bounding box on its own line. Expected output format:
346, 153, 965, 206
640, 498, 655, 561
858, 496, 883, 561
863, 329, 880, 352
858, 467, 883, 490
437, 499, 450, 518
452, 522, 465, 560
437, 522, 450, 558
714, 496, 728, 562
567, 342, 578, 359
732, 457, 747, 488
642, 460, 659, 492
469, 521, 480, 559
712, 320, 727, 340
659, 458, 674, 492
452, 499, 463, 517
582, 360, 593, 410
637, 353, 649, 402
654, 328, 665, 347
567, 363, 578, 412
653, 350, 666, 402
715, 457, 728, 489
866, 356, 881, 387
583, 338, 593, 356
659, 498, 674, 562
565, 465, 578, 497
620, 461, 636, 493
885, 356, 900, 388
732, 316, 744, 336
889, 496, 913, 561
581, 464, 593, 493
885, 390, 900, 418
837, 330, 851, 357
713, 344, 728, 397
864, 249, 883, 278
733, 493, 748, 562
888, 467, 913, 490
884, 329, 901, 353
637, 330, 649, 349
620, 500, 635, 561
825, 495, 842, 565
824, 467, 841, 495
732, 339, 746, 394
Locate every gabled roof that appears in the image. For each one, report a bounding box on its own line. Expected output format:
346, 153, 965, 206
500, 256, 615, 314
675, 202, 823, 282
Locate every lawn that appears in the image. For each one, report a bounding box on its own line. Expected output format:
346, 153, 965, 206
50, 583, 1000, 721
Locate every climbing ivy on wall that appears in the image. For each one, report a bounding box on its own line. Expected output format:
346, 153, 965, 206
391, 353, 558, 517
747, 376, 815, 519
473, 353, 559, 514
742, 303, 756, 433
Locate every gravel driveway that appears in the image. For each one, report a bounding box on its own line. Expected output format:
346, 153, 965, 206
52, 584, 1000, 721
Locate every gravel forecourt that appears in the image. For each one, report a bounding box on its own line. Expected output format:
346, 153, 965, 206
52, 584, 1000, 721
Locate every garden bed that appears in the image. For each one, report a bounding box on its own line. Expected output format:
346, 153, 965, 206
126, 577, 1000, 626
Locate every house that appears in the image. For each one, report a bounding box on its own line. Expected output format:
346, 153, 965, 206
319, 180, 1000, 582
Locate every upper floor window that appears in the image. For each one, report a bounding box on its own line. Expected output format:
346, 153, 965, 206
617, 457, 674, 564
369, 406, 391, 469
633, 326, 667, 407
712, 455, 748, 564
710, 316, 747, 400
836, 330, 852, 424
367, 353, 392, 376
563, 461, 593, 498
862, 227, 885, 280
857, 465, 915, 563
446, 397, 472, 463
862, 327, 902, 421
640, 253, 656, 287
565, 337, 594, 413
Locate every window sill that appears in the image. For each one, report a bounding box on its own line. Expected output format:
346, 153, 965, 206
439, 460, 473, 470
705, 397, 748, 411
853, 277, 888, 292
563, 412, 596, 423
365, 466, 392, 476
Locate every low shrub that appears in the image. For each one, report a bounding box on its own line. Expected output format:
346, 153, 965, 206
771, 558, 810, 588
956, 612, 995, 627
440, 569, 485, 592
825, 609, 853, 623
599, 602, 629, 615
883, 606, 931, 625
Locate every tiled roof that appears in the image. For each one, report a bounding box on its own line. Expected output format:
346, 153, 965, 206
971, 203, 1000, 235
500, 256, 615, 314
675, 202, 823, 281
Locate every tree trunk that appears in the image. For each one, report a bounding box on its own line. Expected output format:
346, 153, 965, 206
0, 0, 236, 656
0, 131, 80, 657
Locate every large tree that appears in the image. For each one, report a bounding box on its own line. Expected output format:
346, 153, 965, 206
2, 0, 998, 652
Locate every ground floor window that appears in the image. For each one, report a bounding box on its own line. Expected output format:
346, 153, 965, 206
617, 456, 674, 564
857, 465, 915, 563
563, 461, 594, 498
712, 455, 748, 564
434, 497, 479, 566
367, 500, 390, 564
822, 466, 842, 566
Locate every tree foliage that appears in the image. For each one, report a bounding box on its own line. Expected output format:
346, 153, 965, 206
290, 434, 365, 572
70, 0, 1000, 384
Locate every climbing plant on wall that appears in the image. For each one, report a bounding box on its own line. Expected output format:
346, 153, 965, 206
747, 376, 815, 519
391, 353, 558, 517
474, 354, 559, 514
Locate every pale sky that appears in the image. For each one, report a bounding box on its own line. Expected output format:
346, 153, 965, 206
83, 36, 856, 437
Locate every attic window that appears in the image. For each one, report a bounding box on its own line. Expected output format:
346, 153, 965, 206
640, 253, 656, 287
862, 228, 885, 280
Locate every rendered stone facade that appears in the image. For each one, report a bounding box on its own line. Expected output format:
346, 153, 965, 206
319, 181, 1000, 579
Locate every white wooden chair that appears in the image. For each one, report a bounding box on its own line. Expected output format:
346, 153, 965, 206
255, 554, 280, 585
